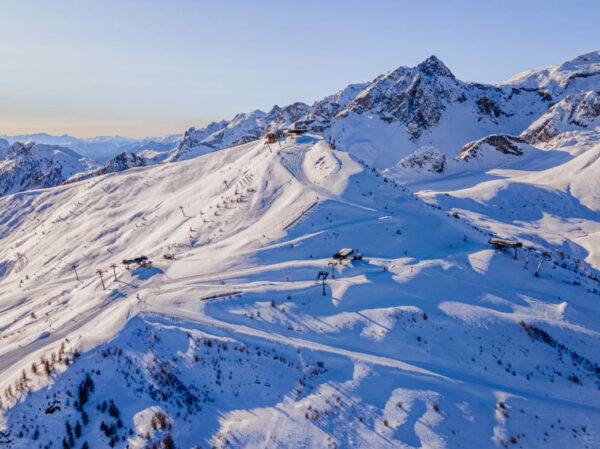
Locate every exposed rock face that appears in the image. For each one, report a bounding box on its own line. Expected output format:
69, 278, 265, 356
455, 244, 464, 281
475, 96, 506, 121
334, 56, 460, 140
416, 55, 455, 79
64, 152, 145, 184
383, 74, 444, 140
399, 146, 447, 173
0, 142, 95, 197
521, 91, 600, 143
264, 102, 311, 131
107, 152, 145, 171
458, 135, 526, 161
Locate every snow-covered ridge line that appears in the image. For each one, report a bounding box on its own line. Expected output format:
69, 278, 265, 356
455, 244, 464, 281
172, 50, 600, 167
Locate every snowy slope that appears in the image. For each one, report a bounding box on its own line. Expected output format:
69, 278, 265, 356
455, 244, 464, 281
1, 135, 599, 448
405, 138, 600, 269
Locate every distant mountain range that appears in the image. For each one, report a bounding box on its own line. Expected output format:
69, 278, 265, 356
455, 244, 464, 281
0, 133, 182, 163
0, 134, 182, 197
2, 51, 600, 197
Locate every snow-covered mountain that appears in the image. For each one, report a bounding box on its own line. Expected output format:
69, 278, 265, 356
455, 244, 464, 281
171, 51, 600, 169
1, 51, 600, 449
521, 90, 600, 145
63, 152, 145, 185
0, 136, 180, 197
5, 51, 600, 197
0, 141, 96, 197
169, 103, 309, 161
502, 51, 600, 98
1, 133, 181, 163
0, 138, 10, 159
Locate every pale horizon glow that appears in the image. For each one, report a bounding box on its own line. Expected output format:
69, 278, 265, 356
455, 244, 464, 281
1, 0, 599, 139
0, 115, 206, 139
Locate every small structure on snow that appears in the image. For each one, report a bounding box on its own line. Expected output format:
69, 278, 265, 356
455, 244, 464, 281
266, 132, 278, 144
316, 271, 329, 296
328, 136, 336, 149
488, 238, 522, 259
122, 256, 152, 268
289, 128, 307, 137
535, 251, 552, 277
333, 248, 363, 262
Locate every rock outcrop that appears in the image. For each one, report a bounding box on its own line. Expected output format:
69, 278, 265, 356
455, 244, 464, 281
521, 90, 600, 143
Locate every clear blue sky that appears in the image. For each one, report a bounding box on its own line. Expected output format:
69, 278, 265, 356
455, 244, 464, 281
1, 0, 598, 138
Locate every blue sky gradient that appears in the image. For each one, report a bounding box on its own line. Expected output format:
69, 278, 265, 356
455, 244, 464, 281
1, 0, 599, 137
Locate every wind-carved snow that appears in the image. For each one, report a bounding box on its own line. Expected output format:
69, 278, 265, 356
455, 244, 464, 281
468, 250, 495, 275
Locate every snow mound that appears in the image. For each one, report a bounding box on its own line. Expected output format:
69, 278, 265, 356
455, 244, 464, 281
457, 134, 533, 163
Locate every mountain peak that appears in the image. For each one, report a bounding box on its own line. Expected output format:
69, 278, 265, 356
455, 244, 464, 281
416, 55, 454, 78
9, 141, 35, 156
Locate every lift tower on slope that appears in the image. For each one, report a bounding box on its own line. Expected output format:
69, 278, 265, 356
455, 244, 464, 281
316, 271, 329, 296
